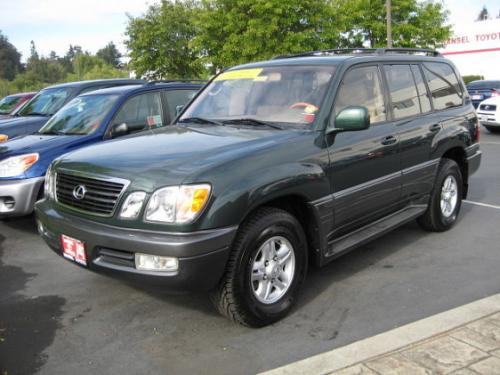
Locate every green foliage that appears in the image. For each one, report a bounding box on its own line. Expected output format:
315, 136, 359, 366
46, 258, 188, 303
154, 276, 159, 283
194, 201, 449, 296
194, 0, 344, 72
125, 0, 451, 75
0, 31, 22, 80
0, 38, 128, 97
462, 75, 484, 85
341, 0, 451, 48
125, 0, 205, 79
96, 42, 122, 68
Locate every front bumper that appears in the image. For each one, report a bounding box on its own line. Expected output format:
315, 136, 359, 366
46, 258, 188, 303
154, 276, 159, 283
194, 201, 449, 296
0, 177, 45, 218
35, 199, 238, 291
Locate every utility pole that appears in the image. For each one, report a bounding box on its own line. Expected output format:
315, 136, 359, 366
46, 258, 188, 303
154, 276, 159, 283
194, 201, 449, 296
386, 0, 393, 48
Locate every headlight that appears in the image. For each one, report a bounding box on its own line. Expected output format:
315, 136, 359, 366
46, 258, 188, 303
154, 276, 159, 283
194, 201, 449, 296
0, 134, 8, 143
0, 153, 39, 178
120, 191, 147, 219
44, 163, 56, 199
145, 184, 211, 224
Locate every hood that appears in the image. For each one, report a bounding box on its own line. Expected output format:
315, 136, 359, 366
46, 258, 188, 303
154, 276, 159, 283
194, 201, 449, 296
0, 134, 87, 158
479, 96, 500, 106
0, 116, 49, 139
0, 134, 97, 179
55, 125, 303, 189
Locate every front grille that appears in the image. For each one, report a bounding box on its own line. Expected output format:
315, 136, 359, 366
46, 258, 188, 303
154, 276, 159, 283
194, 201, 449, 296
56, 172, 125, 216
479, 104, 497, 111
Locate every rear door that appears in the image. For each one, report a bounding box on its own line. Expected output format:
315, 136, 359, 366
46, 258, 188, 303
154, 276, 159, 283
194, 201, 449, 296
383, 63, 442, 203
326, 64, 401, 235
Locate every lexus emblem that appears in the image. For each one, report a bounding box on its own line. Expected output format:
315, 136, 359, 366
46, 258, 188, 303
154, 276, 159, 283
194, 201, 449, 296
73, 185, 87, 200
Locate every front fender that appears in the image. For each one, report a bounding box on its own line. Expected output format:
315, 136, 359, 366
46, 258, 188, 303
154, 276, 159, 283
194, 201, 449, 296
204, 161, 330, 228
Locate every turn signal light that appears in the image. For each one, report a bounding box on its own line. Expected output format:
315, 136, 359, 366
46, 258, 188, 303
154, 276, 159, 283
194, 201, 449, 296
0, 134, 8, 142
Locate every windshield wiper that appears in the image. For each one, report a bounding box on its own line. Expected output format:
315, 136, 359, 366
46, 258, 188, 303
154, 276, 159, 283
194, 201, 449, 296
222, 118, 283, 130
178, 117, 225, 126
36, 130, 67, 135
24, 112, 51, 117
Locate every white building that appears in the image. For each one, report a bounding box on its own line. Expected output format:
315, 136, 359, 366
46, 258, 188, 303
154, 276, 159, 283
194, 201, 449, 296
439, 18, 500, 79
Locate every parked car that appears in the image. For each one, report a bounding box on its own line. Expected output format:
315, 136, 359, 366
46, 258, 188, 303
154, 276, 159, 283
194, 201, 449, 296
476, 96, 500, 133
0, 79, 144, 142
35, 49, 481, 327
0, 92, 36, 120
466, 80, 500, 109
0, 81, 203, 218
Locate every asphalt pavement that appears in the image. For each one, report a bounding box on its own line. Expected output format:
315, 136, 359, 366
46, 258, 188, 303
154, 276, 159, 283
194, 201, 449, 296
1, 128, 500, 375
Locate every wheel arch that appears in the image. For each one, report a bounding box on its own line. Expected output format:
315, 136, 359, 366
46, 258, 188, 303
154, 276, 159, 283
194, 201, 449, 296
239, 194, 323, 267
441, 146, 468, 198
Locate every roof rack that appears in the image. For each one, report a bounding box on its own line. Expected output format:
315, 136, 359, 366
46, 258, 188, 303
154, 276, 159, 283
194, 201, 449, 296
273, 47, 442, 59
146, 79, 208, 85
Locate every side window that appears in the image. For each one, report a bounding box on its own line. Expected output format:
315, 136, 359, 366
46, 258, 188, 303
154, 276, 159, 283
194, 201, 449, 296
164, 90, 198, 121
333, 65, 386, 125
422, 62, 463, 110
411, 65, 432, 113
385, 65, 420, 119
113, 92, 164, 132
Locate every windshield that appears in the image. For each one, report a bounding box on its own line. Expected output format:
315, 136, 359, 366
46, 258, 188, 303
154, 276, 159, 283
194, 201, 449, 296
18, 87, 72, 116
38, 94, 119, 135
180, 65, 336, 128
0, 96, 22, 114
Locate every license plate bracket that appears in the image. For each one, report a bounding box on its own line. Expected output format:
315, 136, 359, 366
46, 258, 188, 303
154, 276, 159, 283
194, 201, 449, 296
61, 234, 87, 266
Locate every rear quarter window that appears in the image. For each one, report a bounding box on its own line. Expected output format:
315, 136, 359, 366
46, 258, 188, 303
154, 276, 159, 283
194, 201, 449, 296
423, 62, 463, 110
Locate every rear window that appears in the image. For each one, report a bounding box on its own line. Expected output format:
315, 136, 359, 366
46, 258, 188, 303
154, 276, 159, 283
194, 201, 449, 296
467, 81, 500, 90
423, 62, 463, 110
385, 65, 421, 119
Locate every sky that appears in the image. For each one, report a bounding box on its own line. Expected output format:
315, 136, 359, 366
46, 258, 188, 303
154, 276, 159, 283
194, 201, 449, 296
1, 0, 499, 62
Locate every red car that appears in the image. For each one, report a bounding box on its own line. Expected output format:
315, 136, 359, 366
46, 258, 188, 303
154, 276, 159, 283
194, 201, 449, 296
0, 92, 36, 119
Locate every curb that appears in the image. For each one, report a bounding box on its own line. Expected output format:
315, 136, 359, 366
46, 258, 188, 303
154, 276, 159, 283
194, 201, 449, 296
259, 293, 500, 375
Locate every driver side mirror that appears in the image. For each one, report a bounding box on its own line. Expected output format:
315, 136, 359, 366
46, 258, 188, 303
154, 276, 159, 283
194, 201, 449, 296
329, 106, 370, 133
111, 122, 129, 138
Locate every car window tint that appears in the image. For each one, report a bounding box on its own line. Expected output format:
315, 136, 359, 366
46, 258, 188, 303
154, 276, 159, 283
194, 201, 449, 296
114, 92, 164, 132
165, 90, 197, 121
411, 65, 432, 113
423, 62, 463, 110
333, 65, 386, 125
385, 65, 420, 119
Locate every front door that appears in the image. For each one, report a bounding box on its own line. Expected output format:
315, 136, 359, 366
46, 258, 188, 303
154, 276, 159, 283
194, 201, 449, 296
326, 64, 401, 237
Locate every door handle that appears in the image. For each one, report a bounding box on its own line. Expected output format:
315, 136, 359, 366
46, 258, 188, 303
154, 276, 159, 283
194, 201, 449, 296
381, 135, 397, 145
429, 123, 441, 132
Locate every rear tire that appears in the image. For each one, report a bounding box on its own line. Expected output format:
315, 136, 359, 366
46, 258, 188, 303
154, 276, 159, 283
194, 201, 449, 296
211, 207, 308, 327
417, 159, 463, 232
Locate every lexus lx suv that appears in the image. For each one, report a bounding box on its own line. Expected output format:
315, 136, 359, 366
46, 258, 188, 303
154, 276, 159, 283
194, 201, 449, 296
35, 48, 481, 327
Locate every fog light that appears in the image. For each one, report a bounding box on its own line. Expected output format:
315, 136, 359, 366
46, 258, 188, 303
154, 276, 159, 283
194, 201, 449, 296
135, 253, 178, 272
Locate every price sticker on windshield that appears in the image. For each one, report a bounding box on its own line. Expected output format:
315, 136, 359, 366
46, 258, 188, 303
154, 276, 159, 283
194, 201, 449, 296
215, 68, 263, 81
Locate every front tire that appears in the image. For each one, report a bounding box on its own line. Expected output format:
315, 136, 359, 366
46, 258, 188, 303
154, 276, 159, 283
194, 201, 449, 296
211, 207, 308, 327
417, 158, 463, 232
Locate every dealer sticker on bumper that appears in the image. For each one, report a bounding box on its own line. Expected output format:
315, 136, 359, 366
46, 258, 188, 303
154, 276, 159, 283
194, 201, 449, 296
61, 234, 87, 266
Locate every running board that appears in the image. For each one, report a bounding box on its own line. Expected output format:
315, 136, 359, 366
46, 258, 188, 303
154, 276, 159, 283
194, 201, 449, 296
325, 205, 427, 259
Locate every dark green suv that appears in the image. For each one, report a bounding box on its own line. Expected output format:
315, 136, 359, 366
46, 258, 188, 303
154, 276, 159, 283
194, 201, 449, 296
35, 48, 481, 327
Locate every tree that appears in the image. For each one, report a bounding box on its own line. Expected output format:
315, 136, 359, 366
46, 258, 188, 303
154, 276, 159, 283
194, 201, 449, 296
0, 31, 22, 80
342, 0, 451, 48
477, 6, 489, 21
96, 42, 122, 68
125, 0, 205, 79
195, 0, 344, 72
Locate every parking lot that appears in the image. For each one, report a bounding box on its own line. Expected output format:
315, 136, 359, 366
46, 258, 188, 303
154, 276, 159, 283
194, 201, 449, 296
0, 129, 499, 375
